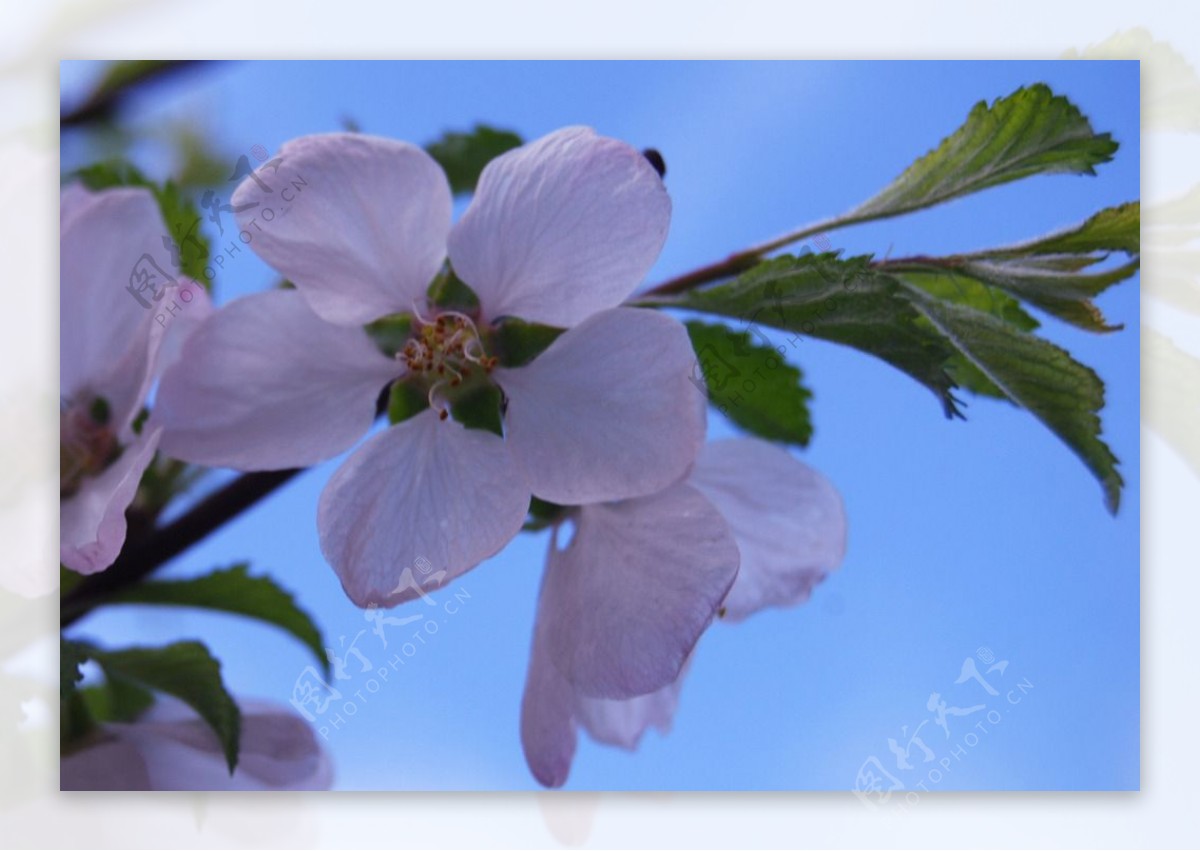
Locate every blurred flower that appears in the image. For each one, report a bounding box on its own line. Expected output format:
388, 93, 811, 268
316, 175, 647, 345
521, 439, 846, 787
60, 698, 333, 791
59, 184, 209, 575
155, 127, 703, 607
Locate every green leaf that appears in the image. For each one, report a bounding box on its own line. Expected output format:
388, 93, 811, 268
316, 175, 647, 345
365, 313, 414, 358
903, 285, 1122, 513
104, 564, 328, 675
87, 641, 241, 772
388, 379, 430, 425
899, 270, 1040, 399
664, 254, 962, 418
426, 125, 523, 195
979, 202, 1140, 258
491, 318, 566, 368
685, 321, 813, 446
81, 676, 155, 724
945, 257, 1139, 332
450, 383, 505, 437
427, 268, 481, 312
73, 161, 212, 288
61, 639, 88, 697
848, 84, 1118, 223
892, 204, 1142, 333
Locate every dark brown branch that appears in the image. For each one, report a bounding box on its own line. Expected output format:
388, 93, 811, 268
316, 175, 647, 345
61, 468, 301, 625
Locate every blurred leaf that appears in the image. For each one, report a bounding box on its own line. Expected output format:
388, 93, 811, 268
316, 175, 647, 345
685, 320, 813, 446
426, 125, 523, 194
60, 638, 87, 697
73, 161, 212, 288
848, 84, 1118, 223
81, 676, 155, 724
104, 564, 328, 674
92, 61, 179, 100
87, 641, 241, 772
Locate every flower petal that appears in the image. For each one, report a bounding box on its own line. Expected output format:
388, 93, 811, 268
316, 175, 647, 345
61, 186, 176, 402
97, 279, 210, 441
60, 736, 152, 791
689, 439, 847, 622
62, 698, 333, 791
61, 427, 161, 575
232, 133, 452, 326
576, 668, 686, 750
448, 127, 671, 327
520, 557, 579, 788
541, 483, 738, 699
318, 410, 530, 607
155, 290, 399, 470
498, 308, 705, 505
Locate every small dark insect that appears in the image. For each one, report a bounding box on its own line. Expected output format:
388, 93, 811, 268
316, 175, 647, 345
642, 148, 666, 179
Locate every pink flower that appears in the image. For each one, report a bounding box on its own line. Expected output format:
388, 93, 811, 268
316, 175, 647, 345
60, 185, 209, 575
60, 698, 332, 791
520, 439, 847, 787
155, 128, 704, 607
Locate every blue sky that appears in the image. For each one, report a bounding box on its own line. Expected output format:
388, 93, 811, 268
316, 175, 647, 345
60, 61, 1140, 791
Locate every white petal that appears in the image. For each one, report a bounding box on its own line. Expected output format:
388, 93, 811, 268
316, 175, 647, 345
689, 439, 847, 622
60, 736, 152, 791
154, 290, 399, 471
576, 671, 685, 751
520, 558, 579, 788
232, 133, 452, 326
498, 308, 706, 505
541, 483, 738, 699
62, 698, 333, 791
61, 427, 161, 575
60, 186, 176, 403
318, 410, 530, 607
448, 127, 671, 327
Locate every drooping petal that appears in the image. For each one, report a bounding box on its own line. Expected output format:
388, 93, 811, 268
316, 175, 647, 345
540, 483, 738, 699
447, 127, 671, 327
318, 410, 530, 607
154, 290, 399, 471
520, 554, 579, 788
92, 279, 211, 441
689, 439, 847, 622
60, 426, 161, 575
498, 308, 705, 506
61, 698, 333, 791
232, 133, 452, 326
61, 186, 176, 401
576, 669, 686, 751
